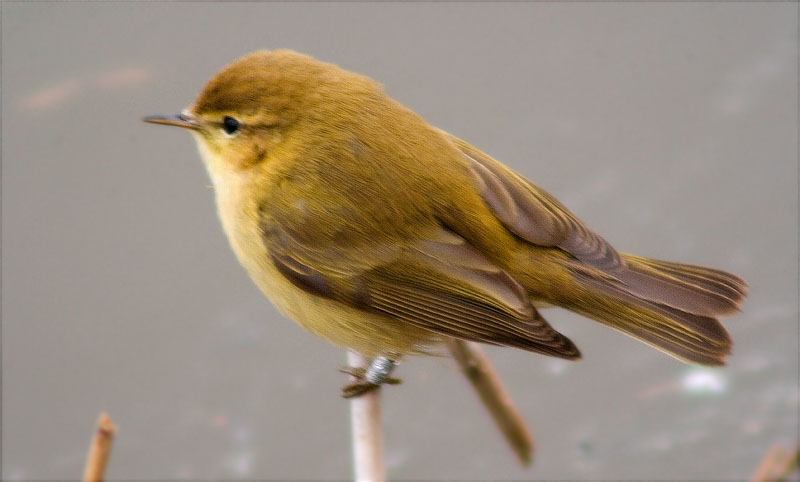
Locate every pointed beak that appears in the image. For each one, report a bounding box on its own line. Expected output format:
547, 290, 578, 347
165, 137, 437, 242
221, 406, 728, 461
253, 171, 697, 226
143, 111, 200, 130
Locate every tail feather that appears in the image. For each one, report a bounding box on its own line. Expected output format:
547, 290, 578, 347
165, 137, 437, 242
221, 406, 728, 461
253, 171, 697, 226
622, 254, 747, 307
567, 255, 745, 365
615, 254, 747, 317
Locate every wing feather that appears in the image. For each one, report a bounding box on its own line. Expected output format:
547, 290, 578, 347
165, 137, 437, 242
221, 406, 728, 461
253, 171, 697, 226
265, 221, 580, 359
448, 133, 623, 272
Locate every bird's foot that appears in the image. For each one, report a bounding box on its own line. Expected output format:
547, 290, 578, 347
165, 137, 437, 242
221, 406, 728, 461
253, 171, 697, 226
339, 356, 401, 398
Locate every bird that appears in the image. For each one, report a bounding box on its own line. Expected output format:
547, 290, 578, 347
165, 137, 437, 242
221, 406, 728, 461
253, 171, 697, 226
144, 49, 746, 397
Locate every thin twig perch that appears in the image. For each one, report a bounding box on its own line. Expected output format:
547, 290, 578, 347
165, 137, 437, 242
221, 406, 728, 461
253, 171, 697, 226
82, 412, 115, 482
348, 351, 386, 482
750, 444, 800, 482
445, 338, 533, 466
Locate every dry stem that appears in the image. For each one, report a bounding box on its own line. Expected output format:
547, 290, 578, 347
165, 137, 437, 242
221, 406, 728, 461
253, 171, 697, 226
348, 351, 386, 482
751, 444, 800, 482
445, 338, 533, 466
82, 412, 115, 482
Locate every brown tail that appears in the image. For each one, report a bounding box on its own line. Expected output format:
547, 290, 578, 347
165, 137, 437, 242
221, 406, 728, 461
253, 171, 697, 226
567, 254, 747, 365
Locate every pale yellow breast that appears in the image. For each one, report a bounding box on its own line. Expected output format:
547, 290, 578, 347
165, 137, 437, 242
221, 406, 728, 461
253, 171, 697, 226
208, 162, 437, 357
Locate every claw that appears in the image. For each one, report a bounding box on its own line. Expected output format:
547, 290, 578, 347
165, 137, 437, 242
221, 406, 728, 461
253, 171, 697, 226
342, 380, 381, 398
340, 356, 401, 398
339, 366, 366, 378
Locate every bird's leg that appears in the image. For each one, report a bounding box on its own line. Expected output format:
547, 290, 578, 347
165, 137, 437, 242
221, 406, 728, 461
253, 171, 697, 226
340, 355, 402, 398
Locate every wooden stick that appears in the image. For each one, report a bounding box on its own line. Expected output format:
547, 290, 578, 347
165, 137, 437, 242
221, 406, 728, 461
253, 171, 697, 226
82, 412, 116, 482
445, 339, 533, 466
750, 444, 800, 482
348, 351, 386, 482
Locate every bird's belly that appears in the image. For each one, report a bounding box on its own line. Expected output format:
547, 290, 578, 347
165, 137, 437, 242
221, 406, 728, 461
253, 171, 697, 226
255, 260, 438, 356
217, 196, 438, 357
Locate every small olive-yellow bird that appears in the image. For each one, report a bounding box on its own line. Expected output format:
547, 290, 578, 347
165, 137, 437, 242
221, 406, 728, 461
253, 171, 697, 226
145, 50, 746, 396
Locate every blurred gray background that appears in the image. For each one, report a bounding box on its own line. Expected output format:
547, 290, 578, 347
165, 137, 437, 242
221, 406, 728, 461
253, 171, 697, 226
2, 3, 797, 480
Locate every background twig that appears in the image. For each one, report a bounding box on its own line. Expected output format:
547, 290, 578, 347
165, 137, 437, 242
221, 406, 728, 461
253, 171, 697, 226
750, 444, 800, 482
446, 338, 534, 466
348, 351, 386, 482
82, 412, 115, 482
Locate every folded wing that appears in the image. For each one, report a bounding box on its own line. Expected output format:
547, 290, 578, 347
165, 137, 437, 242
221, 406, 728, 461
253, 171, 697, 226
265, 221, 580, 359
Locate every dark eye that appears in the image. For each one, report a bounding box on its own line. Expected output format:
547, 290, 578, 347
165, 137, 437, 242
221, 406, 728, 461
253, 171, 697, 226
222, 116, 240, 135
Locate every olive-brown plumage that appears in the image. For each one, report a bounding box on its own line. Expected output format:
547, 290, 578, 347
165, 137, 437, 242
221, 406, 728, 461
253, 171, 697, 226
145, 49, 746, 366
